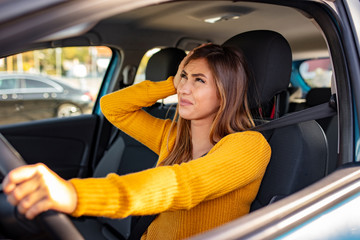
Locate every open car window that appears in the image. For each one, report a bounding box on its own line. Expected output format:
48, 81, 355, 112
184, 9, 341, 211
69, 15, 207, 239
0, 46, 112, 125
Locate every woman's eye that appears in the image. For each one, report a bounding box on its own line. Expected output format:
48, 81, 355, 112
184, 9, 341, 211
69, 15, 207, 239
196, 78, 205, 83
180, 73, 187, 79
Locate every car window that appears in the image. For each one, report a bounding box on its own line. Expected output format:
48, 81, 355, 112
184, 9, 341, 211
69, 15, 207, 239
24, 79, 54, 89
0, 79, 18, 90
299, 58, 332, 88
289, 57, 332, 105
0, 46, 112, 125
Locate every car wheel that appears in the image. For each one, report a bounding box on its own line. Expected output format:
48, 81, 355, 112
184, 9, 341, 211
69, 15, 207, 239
57, 103, 82, 117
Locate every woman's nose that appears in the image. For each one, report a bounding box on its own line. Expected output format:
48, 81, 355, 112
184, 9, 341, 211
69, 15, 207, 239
178, 79, 192, 94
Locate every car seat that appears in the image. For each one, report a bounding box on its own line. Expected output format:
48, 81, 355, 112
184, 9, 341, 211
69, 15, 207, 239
223, 30, 328, 211
306, 87, 338, 173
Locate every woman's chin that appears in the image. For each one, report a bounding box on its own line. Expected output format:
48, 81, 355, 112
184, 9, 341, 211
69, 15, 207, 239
178, 111, 192, 120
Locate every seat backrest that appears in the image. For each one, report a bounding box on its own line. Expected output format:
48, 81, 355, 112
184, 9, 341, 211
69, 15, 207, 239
251, 121, 328, 210
223, 30, 328, 211
306, 87, 338, 173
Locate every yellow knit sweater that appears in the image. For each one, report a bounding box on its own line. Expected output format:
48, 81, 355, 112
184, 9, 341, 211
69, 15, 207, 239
69, 77, 271, 239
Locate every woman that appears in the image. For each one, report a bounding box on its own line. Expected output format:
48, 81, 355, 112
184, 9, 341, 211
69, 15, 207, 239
3, 44, 271, 239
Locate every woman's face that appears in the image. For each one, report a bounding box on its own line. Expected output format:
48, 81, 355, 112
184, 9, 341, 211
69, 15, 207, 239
177, 58, 220, 123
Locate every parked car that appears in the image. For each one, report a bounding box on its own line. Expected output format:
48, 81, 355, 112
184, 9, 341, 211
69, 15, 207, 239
0, 0, 359, 239
0, 73, 93, 125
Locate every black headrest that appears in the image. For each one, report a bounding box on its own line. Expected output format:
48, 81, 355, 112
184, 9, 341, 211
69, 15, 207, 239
306, 88, 331, 107
222, 30, 292, 108
145, 47, 186, 82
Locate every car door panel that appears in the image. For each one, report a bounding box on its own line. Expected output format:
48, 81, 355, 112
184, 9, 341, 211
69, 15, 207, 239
0, 114, 98, 179
20, 97, 58, 121
0, 98, 25, 124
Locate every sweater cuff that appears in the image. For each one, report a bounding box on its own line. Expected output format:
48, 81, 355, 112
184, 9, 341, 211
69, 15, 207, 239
69, 177, 125, 217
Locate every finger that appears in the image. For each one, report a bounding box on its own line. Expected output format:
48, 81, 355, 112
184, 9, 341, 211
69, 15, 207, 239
184, 42, 211, 61
8, 173, 42, 206
197, 42, 212, 48
187, 42, 212, 56
24, 197, 52, 220
2, 175, 15, 194
17, 184, 47, 215
4, 164, 40, 189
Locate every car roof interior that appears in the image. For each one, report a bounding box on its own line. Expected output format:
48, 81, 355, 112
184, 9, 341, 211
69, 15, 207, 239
92, 1, 328, 59
8, 1, 329, 66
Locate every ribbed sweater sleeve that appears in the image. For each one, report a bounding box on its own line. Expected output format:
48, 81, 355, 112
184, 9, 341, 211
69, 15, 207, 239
69, 131, 270, 218
100, 77, 176, 155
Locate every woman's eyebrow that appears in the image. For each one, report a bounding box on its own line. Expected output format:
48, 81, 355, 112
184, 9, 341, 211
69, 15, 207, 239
192, 73, 207, 79
183, 69, 208, 79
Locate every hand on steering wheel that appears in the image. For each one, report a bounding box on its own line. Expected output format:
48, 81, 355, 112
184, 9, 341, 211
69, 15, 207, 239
3, 163, 77, 220
0, 133, 83, 239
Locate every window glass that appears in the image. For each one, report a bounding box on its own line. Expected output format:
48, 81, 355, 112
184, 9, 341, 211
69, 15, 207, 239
299, 58, 332, 88
0, 79, 18, 90
25, 79, 53, 89
0, 46, 112, 125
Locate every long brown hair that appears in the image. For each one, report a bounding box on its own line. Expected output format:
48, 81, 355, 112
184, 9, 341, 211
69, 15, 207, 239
160, 44, 254, 166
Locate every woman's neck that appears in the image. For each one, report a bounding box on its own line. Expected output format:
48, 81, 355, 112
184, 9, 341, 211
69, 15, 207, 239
191, 119, 214, 159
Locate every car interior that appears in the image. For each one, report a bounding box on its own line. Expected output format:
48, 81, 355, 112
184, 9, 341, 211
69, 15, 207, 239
0, 0, 354, 239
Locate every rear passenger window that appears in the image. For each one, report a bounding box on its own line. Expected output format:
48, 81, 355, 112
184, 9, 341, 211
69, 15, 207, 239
25, 79, 54, 89
0, 79, 18, 90
299, 58, 332, 88
290, 57, 333, 105
0, 46, 112, 125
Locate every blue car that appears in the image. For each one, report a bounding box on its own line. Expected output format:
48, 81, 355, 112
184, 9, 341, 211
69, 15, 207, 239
0, 0, 359, 239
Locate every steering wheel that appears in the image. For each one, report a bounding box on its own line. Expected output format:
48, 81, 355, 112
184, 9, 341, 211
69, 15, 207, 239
0, 133, 84, 240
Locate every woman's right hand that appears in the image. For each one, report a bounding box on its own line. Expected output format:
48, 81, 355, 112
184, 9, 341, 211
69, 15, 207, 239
2, 163, 77, 220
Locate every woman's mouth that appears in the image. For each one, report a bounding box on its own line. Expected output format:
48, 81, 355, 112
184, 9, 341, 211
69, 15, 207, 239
179, 98, 193, 106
